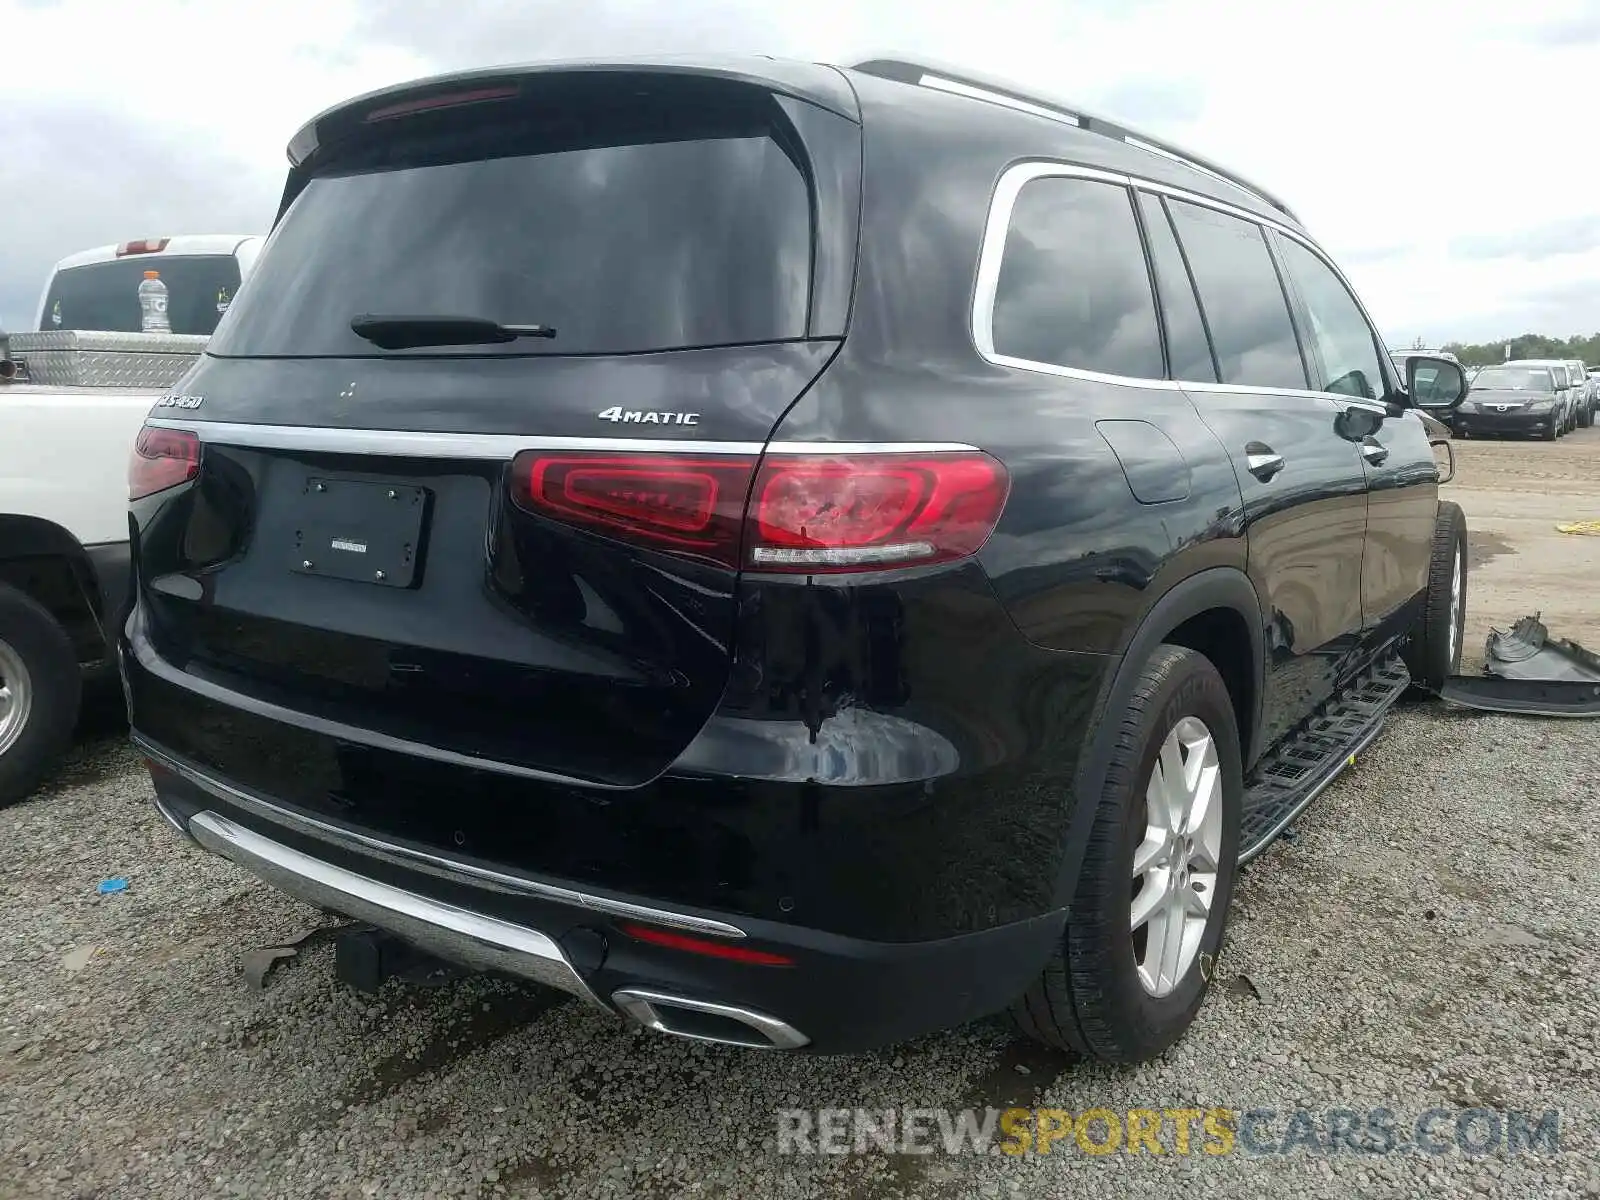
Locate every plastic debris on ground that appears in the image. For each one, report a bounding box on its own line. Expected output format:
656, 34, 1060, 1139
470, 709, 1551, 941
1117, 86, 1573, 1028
95, 878, 129, 895
1437, 612, 1600, 717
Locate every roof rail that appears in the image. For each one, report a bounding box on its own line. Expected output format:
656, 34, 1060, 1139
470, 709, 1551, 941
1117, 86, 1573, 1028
847, 56, 1299, 224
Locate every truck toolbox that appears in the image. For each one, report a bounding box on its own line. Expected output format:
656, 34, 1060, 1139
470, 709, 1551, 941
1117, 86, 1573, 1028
5, 330, 209, 389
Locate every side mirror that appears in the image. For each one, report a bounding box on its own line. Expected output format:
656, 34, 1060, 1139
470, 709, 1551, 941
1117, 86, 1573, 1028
1408, 355, 1467, 409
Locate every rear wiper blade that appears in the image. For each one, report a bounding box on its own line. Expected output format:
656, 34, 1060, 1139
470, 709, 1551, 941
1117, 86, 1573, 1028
349, 314, 557, 350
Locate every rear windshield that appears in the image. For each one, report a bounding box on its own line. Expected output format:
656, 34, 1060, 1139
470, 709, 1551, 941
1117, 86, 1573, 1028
1471, 367, 1553, 392
209, 90, 814, 358
40, 255, 242, 336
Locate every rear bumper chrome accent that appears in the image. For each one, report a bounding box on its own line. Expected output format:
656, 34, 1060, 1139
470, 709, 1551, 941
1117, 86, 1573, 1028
152, 793, 197, 844
187, 809, 608, 1009
135, 734, 749, 939
611, 986, 810, 1049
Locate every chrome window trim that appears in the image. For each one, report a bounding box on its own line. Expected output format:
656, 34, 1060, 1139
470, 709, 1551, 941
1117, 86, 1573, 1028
136, 734, 750, 939
143, 417, 975, 458
972, 161, 1402, 408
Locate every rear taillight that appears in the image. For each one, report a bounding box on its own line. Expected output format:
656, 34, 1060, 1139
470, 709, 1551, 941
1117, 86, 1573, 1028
129, 426, 199, 500
512, 454, 751, 566
509, 449, 1008, 573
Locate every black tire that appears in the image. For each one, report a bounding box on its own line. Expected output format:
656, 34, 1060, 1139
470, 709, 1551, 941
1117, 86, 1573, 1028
1402, 501, 1468, 692
1579, 406, 1593, 429
1012, 644, 1243, 1063
1543, 421, 1559, 441
0, 583, 82, 807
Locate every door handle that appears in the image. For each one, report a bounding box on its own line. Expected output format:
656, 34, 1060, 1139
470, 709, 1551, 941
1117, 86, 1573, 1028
1360, 440, 1389, 466
1244, 446, 1285, 481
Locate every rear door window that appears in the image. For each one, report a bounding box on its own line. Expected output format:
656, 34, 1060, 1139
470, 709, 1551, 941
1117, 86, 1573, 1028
209, 92, 813, 359
1136, 191, 1218, 382
1166, 200, 1308, 390
40, 256, 242, 336
989, 175, 1164, 379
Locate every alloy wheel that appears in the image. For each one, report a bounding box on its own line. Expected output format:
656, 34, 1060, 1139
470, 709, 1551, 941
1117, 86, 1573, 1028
0, 637, 33, 760
1131, 716, 1222, 997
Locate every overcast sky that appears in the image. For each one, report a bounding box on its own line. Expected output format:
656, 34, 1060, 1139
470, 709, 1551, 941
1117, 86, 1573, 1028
3, 0, 1597, 346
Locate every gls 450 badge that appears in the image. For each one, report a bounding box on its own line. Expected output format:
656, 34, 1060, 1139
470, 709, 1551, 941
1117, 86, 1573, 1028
597, 407, 698, 426
155, 393, 204, 409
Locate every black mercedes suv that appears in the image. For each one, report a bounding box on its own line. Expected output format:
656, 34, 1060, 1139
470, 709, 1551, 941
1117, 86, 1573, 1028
124, 55, 1470, 1061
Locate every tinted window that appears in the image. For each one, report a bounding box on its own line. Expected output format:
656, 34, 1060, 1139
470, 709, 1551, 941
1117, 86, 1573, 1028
1276, 237, 1385, 400
991, 176, 1163, 378
1166, 200, 1307, 390
1137, 192, 1217, 382
40, 255, 242, 336
209, 94, 811, 358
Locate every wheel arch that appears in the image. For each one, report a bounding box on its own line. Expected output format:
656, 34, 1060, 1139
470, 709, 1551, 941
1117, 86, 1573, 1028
1051, 566, 1265, 909
0, 513, 107, 662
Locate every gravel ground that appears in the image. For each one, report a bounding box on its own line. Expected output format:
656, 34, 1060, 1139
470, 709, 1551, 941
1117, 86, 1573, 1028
3, 699, 1597, 1200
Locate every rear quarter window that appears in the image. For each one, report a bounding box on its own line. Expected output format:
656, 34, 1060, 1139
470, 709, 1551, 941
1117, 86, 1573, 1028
988, 175, 1164, 380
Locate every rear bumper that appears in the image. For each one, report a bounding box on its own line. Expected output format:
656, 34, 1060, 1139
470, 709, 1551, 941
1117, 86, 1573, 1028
140, 736, 1067, 1052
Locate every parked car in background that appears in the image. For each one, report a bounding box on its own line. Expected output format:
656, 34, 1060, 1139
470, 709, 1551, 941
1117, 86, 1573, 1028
1565, 359, 1594, 427
1457, 363, 1564, 439
0, 234, 261, 804
125, 55, 1470, 1062
1516, 359, 1580, 433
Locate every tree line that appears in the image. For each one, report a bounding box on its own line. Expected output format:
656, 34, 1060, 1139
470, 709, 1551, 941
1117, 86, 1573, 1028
1426, 333, 1600, 367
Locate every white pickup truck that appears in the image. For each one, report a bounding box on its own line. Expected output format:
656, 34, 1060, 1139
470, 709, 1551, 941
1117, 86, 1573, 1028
0, 234, 262, 803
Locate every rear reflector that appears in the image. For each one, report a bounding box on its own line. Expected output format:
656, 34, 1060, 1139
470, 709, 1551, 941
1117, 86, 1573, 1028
116, 238, 170, 256
618, 922, 794, 966
129, 426, 199, 500
509, 449, 1008, 572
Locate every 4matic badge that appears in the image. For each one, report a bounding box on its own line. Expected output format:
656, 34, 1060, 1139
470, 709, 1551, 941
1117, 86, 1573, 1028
597, 407, 699, 426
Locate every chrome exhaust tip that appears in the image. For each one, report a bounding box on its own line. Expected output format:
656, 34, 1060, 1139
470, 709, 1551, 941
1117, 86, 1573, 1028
611, 987, 809, 1050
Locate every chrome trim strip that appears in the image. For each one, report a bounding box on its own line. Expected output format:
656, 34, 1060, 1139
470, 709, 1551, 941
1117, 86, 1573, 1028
144, 417, 978, 459
135, 735, 749, 939
144, 418, 767, 459
152, 793, 197, 844
187, 810, 609, 1008
971, 162, 1404, 406
611, 986, 810, 1050
767, 440, 978, 455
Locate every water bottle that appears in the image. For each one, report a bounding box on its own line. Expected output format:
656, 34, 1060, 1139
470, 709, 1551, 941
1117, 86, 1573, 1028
138, 270, 170, 334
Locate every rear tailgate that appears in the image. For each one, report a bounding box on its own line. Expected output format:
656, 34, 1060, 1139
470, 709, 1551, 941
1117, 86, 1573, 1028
130, 65, 862, 790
